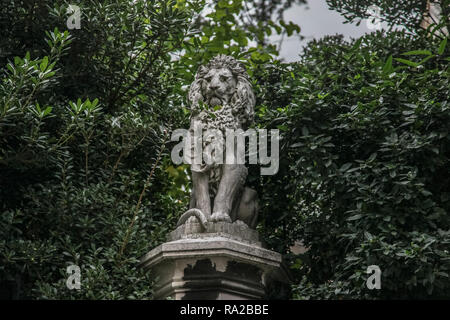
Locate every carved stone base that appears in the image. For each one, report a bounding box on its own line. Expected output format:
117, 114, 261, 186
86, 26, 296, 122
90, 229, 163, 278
168, 220, 261, 245
139, 222, 290, 300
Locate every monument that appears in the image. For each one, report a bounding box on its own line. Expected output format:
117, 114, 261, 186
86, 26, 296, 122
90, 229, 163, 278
140, 55, 289, 300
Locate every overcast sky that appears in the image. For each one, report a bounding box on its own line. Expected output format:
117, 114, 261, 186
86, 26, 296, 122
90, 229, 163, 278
271, 0, 388, 62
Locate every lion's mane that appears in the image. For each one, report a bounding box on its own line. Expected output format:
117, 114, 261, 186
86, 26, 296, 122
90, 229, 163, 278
188, 54, 255, 130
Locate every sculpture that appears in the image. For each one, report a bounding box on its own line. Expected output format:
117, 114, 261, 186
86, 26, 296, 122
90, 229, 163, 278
141, 55, 289, 301
177, 55, 259, 230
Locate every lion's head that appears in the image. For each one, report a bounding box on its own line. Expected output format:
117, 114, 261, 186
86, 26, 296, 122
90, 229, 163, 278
188, 55, 255, 129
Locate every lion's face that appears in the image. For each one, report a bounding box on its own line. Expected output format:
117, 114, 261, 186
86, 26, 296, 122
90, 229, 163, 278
189, 55, 255, 129
201, 67, 237, 107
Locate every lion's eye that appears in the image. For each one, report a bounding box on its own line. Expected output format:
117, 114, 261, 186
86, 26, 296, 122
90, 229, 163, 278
205, 76, 212, 82
220, 76, 228, 82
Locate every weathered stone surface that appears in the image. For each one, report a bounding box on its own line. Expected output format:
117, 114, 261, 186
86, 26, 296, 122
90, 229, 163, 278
139, 235, 289, 300
168, 220, 261, 246
139, 55, 288, 300
177, 55, 259, 231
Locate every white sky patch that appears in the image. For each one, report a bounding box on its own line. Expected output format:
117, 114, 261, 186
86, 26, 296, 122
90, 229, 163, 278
269, 0, 393, 62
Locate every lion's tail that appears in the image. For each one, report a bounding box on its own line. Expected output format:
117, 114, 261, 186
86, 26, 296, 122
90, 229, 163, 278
176, 208, 208, 230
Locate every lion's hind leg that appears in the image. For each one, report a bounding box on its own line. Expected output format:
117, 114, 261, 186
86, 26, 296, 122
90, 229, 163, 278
235, 187, 259, 229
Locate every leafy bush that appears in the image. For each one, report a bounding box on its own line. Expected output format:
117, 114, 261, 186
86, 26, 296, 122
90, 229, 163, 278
0, 0, 302, 300
253, 30, 450, 299
2, 0, 449, 300
0, 0, 196, 299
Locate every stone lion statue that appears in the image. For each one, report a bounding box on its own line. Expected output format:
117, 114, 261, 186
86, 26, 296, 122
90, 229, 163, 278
177, 54, 259, 230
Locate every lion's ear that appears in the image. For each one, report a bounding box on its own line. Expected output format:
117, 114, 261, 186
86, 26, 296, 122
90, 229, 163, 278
196, 65, 208, 79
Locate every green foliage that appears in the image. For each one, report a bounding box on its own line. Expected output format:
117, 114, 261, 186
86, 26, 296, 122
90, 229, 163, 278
253, 30, 450, 299
326, 0, 429, 32
0, 0, 301, 300
175, 0, 304, 85
0, 0, 197, 299
327, 0, 450, 38
2, 0, 449, 300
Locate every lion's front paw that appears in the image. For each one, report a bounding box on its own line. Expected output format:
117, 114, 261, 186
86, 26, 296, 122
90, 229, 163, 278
210, 211, 232, 223
186, 216, 199, 224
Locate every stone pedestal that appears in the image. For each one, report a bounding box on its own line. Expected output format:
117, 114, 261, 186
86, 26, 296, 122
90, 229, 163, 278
139, 221, 290, 300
